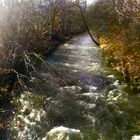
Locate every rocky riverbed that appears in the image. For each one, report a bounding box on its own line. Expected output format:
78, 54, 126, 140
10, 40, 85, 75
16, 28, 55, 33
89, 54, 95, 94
2, 34, 140, 140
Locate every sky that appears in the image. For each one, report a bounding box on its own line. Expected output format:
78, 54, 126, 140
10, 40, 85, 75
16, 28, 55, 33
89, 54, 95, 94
0, 0, 96, 7
86, 0, 95, 5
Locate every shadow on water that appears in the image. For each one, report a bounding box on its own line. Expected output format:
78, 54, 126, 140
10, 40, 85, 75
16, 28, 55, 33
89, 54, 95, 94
47, 54, 66, 62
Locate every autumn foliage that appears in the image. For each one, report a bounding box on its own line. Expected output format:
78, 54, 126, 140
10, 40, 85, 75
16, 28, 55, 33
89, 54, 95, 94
88, 0, 140, 86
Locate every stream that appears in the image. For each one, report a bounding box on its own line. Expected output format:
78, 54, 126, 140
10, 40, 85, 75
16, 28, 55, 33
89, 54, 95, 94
1, 34, 139, 140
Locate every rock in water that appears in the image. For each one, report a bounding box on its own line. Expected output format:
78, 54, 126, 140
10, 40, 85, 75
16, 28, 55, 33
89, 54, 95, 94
45, 126, 83, 140
132, 135, 140, 140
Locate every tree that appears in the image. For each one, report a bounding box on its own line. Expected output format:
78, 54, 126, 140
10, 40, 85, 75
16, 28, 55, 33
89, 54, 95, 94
74, 0, 100, 45
114, 0, 140, 18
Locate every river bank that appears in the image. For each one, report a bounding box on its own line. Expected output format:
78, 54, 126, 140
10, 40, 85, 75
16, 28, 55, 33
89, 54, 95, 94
0, 31, 85, 137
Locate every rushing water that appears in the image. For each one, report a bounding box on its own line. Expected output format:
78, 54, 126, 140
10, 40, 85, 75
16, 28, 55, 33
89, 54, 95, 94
2, 34, 139, 140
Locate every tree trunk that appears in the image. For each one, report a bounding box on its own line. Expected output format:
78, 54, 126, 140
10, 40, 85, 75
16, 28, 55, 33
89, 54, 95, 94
78, 5, 100, 46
